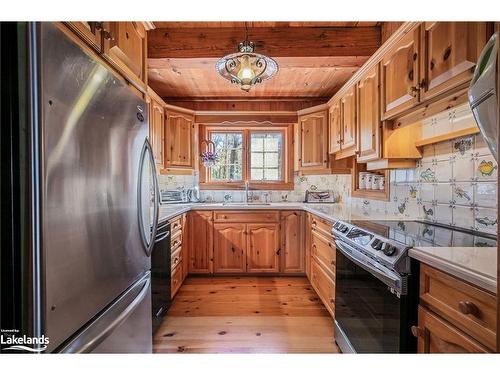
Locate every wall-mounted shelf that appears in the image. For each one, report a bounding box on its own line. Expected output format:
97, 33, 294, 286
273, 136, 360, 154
415, 126, 480, 148
351, 162, 390, 201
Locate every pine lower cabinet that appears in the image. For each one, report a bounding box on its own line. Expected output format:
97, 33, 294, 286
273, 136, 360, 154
280, 211, 305, 273
306, 214, 336, 319
213, 223, 247, 273
187, 211, 213, 274
413, 264, 497, 353
246, 223, 281, 273
169, 213, 187, 298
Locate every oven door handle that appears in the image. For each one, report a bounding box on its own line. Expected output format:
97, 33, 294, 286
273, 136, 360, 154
335, 240, 404, 295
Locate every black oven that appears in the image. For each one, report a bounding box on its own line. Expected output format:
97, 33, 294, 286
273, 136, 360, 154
334, 240, 418, 353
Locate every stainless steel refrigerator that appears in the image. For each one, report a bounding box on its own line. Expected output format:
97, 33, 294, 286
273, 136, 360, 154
0, 22, 159, 353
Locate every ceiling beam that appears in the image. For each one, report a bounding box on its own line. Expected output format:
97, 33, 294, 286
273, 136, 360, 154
148, 26, 381, 59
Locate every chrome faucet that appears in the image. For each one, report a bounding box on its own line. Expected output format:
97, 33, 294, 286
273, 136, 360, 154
244, 181, 250, 204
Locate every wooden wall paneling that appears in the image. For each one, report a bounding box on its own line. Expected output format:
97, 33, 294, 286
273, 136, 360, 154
148, 26, 381, 59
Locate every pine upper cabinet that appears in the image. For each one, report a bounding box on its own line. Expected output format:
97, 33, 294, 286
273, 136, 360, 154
357, 64, 381, 162
298, 109, 329, 171
381, 26, 420, 119
328, 100, 342, 154
102, 22, 148, 86
147, 92, 165, 168
213, 223, 247, 273
339, 85, 357, 151
246, 224, 280, 273
280, 211, 305, 273
420, 22, 488, 101
65, 22, 103, 52
187, 211, 213, 274
165, 110, 195, 169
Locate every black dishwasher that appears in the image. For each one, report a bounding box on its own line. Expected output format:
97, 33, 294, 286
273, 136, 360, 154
151, 220, 171, 334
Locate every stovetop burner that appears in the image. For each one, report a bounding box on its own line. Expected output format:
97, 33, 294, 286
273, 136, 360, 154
349, 220, 497, 248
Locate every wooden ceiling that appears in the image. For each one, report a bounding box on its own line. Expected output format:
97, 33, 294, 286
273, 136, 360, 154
147, 22, 382, 101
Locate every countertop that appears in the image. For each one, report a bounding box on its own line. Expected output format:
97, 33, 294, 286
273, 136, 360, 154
158, 202, 399, 224
158, 201, 497, 293
409, 246, 497, 294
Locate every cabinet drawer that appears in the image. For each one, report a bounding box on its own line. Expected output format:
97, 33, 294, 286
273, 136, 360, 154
310, 215, 334, 239
311, 258, 335, 318
417, 306, 489, 353
213, 211, 279, 223
171, 230, 182, 251
171, 247, 182, 271
420, 264, 497, 350
311, 231, 336, 278
169, 215, 183, 234
171, 263, 183, 298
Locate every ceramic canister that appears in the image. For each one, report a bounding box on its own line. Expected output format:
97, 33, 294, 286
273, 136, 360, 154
372, 174, 380, 190
379, 176, 385, 190
359, 172, 367, 189
366, 173, 374, 189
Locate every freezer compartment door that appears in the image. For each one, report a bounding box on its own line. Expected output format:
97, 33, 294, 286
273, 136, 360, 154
58, 272, 152, 353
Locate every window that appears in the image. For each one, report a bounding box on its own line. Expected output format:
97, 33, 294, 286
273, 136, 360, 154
199, 125, 292, 190
250, 132, 282, 181
210, 132, 243, 182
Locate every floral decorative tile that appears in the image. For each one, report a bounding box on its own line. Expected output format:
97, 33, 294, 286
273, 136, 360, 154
453, 136, 474, 158
408, 185, 418, 200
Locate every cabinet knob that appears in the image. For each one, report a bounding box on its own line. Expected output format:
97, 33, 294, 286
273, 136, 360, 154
411, 325, 422, 338
103, 30, 114, 41
93, 22, 103, 31
458, 301, 479, 316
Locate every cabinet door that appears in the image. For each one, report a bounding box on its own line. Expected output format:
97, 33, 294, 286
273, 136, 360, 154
187, 211, 213, 274
149, 97, 165, 167
420, 22, 488, 101
65, 22, 103, 52
340, 85, 357, 150
165, 111, 194, 169
416, 307, 489, 353
280, 211, 305, 273
381, 27, 420, 119
299, 110, 328, 169
357, 64, 381, 162
246, 224, 280, 273
103, 22, 147, 85
213, 223, 246, 273
328, 100, 342, 154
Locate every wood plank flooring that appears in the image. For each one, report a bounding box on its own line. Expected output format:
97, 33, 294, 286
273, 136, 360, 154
153, 276, 339, 353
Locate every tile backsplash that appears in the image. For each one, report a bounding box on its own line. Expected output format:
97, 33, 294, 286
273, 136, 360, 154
157, 105, 497, 234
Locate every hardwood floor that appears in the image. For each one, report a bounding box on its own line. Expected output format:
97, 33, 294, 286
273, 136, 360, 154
153, 276, 339, 353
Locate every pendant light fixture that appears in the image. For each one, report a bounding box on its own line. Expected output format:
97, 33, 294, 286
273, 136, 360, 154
215, 23, 278, 92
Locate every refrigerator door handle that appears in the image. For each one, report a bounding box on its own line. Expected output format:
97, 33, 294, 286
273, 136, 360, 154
138, 139, 159, 257
57, 273, 151, 353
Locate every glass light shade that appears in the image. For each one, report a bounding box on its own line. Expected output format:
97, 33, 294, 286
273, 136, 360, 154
216, 41, 278, 92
